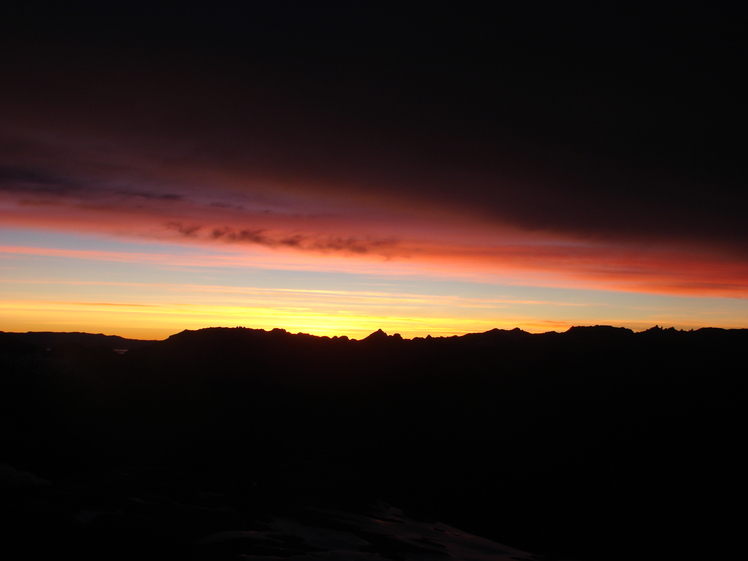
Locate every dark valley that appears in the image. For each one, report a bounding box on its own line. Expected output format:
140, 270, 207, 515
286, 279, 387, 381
1, 326, 744, 560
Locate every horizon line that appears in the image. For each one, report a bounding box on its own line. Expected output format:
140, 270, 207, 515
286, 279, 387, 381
4, 323, 745, 343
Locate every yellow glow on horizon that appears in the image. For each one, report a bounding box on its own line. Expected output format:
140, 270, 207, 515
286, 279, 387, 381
0, 298, 545, 340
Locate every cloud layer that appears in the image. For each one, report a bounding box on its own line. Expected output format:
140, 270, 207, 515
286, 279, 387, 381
1, 4, 746, 304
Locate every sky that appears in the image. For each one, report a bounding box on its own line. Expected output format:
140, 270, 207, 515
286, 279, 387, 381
1, 3, 746, 339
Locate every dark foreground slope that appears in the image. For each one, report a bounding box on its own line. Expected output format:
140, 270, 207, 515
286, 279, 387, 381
1, 326, 744, 560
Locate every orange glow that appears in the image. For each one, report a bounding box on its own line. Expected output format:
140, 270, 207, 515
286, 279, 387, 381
3, 221, 748, 299
0, 297, 546, 340
4, 159, 748, 301
2, 121, 747, 341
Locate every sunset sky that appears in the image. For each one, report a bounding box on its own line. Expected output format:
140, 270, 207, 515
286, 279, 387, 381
2, 4, 746, 339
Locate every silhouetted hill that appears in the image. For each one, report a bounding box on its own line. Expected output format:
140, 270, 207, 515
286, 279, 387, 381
4, 331, 159, 351
0, 331, 40, 356
1, 325, 744, 561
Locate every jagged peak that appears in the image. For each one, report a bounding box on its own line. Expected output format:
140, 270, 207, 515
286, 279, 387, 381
363, 329, 389, 341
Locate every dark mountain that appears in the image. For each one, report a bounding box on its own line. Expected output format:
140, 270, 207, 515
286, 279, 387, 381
5, 331, 159, 351
1, 326, 744, 561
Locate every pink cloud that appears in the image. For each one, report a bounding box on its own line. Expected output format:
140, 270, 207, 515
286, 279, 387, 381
2, 108, 747, 300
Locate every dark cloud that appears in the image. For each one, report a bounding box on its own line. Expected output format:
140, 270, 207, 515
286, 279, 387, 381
209, 201, 243, 210
118, 191, 184, 202
0, 161, 189, 211
204, 225, 398, 256
310, 237, 396, 255
0, 165, 81, 196
166, 222, 201, 238
1, 5, 745, 258
210, 227, 267, 245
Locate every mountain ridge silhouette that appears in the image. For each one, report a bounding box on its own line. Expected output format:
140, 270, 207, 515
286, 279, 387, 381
6, 324, 746, 352
1, 324, 744, 561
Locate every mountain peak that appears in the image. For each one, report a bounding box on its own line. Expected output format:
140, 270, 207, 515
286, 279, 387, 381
363, 329, 388, 341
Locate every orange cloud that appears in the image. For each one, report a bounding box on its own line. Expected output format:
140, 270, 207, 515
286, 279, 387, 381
2, 130, 747, 300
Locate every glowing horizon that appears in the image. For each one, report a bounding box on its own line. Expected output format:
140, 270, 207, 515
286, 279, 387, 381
1, 8, 745, 339
3, 227, 746, 341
